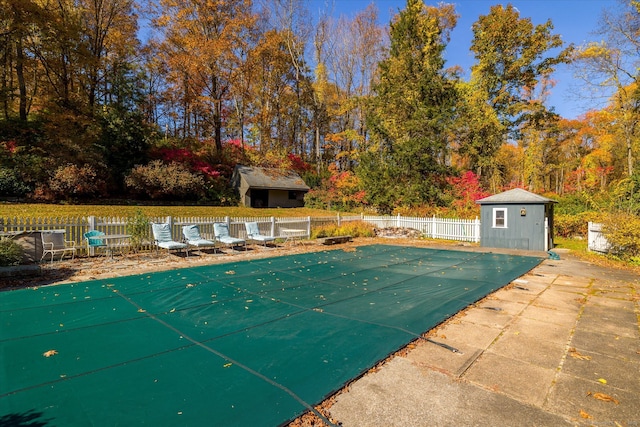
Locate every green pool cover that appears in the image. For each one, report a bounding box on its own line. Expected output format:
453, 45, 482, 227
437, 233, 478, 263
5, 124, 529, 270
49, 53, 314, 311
1, 245, 542, 426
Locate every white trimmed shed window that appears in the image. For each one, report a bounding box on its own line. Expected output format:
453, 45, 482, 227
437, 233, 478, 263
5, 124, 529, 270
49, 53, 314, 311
493, 208, 507, 228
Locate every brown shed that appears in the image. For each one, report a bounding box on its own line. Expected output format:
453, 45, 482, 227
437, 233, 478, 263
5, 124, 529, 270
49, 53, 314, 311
231, 165, 310, 208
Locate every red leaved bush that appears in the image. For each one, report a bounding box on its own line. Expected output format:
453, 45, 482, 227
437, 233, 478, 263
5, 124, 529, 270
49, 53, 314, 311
447, 171, 490, 217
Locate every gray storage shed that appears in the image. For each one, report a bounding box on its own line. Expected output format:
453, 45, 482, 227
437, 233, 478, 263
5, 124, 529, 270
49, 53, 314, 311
476, 188, 556, 251
231, 165, 310, 208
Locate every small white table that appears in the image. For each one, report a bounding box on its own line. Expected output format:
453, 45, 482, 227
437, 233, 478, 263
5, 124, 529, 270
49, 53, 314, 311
280, 228, 307, 245
96, 234, 131, 258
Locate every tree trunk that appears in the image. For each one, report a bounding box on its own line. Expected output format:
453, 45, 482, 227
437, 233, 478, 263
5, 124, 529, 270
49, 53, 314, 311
15, 37, 27, 121
1, 37, 9, 120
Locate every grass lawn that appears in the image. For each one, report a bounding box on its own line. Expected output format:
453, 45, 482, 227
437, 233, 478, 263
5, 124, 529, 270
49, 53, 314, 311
555, 236, 640, 272
0, 202, 342, 219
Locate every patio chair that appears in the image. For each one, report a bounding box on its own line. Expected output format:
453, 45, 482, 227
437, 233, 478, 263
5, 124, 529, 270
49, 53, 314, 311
83, 230, 108, 256
244, 222, 275, 247
213, 223, 246, 251
41, 230, 77, 263
182, 224, 217, 254
151, 223, 188, 256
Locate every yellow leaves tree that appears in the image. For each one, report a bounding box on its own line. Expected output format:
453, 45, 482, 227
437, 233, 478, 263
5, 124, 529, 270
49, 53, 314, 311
572, 1, 640, 176
152, 0, 257, 151
316, 4, 386, 172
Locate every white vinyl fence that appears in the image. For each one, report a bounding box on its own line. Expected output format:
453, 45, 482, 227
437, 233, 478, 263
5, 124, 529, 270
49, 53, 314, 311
1, 213, 480, 257
359, 214, 481, 243
587, 222, 610, 253
0, 215, 312, 254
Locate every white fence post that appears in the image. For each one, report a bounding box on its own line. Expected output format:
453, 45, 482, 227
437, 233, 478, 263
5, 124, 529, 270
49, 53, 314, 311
270, 216, 275, 237
87, 216, 96, 256
588, 222, 610, 253
544, 217, 549, 252
431, 215, 436, 239
474, 217, 481, 243
307, 216, 311, 237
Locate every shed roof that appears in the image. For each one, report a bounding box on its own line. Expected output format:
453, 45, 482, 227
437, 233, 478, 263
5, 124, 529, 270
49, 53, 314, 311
233, 165, 310, 191
476, 188, 557, 204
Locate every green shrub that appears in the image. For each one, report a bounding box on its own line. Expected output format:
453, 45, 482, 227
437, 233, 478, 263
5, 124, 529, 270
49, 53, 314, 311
602, 213, 640, 260
0, 238, 23, 266
554, 212, 604, 238
125, 160, 205, 200
126, 209, 150, 252
0, 167, 31, 197
311, 221, 375, 239
202, 176, 239, 206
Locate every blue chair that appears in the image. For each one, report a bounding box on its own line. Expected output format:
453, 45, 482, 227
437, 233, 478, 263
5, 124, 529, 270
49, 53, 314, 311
213, 223, 246, 251
83, 230, 107, 257
182, 225, 217, 254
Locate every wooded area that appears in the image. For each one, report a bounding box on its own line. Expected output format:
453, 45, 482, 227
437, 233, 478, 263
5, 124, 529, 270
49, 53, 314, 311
1, 0, 639, 220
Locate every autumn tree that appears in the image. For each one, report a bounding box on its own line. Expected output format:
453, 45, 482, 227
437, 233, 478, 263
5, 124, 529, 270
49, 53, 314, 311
573, 0, 640, 176
0, 0, 43, 121
244, 28, 313, 156
79, 0, 139, 112
359, 0, 458, 213
259, 0, 313, 155
470, 4, 572, 140
451, 80, 504, 191
320, 5, 386, 172
152, 0, 257, 151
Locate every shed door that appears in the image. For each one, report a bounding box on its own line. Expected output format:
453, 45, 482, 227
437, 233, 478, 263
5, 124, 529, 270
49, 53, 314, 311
250, 189, 268, 208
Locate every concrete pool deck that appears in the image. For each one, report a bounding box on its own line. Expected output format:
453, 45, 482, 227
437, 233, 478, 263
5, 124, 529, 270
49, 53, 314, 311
326, 250, 640, 427
2, 239, 638, 426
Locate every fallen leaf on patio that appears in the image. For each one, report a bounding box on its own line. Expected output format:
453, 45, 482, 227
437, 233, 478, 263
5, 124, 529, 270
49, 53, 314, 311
579, 409, 592, 419
43, 350, 58, 357
223, 363, 232, 368
137, 308, 146, 313
169, 308, 176, 313
568, 348, 591, 360
186, 283, 194, 288
225, 270, 236, 275
597, 378, 607, 384
587, 391, 619, 404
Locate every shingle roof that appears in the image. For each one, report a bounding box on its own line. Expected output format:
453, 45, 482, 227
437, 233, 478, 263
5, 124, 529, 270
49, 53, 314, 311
476, 188, 557, 204
234, 165, 310, 191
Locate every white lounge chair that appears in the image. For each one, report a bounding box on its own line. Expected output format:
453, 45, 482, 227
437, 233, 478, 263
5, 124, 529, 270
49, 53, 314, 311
41, 230, 77, 263
213, 223, 246, 251
182, 224, 217, 254
151, 223, 188, 256
244, 222, 275, 247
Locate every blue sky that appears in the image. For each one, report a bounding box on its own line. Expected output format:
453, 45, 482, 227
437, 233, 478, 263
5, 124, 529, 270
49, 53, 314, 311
313, 0, 614, 119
